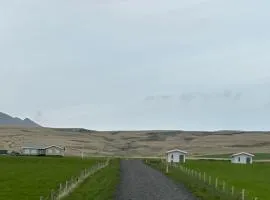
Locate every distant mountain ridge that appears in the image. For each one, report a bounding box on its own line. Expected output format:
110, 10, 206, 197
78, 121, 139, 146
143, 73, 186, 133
0, 112, 41, 127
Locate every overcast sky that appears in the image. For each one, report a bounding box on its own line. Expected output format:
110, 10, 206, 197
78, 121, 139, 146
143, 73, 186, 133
1, 0, 270, 130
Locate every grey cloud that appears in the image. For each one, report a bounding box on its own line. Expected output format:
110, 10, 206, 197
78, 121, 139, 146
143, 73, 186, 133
0, 0, 270, 130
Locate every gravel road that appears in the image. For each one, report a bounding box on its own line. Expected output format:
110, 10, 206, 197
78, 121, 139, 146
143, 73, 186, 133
115, 160, 198, 200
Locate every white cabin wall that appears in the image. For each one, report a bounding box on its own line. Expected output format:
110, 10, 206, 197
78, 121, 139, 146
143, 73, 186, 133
167, 152, 186, 163
231, 155, 253, 164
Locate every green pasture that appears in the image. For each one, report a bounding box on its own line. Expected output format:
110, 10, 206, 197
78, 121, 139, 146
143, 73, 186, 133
185, 160, 270, 199
147, 159, 270, 200
0, 156, 99, 200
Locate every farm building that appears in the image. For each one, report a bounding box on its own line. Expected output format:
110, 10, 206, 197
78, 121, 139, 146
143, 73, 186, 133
166, 149, 188, 164
0, 149, 8, 155
21, 145, 65, 157
231, 152, 254, 164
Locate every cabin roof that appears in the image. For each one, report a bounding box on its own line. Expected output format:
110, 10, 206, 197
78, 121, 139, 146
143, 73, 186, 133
166, 149, 188, 154
22, 145, 64, 150
231, 152, 254, 157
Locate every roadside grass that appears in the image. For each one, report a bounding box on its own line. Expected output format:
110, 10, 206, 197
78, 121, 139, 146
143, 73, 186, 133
0, 156, 100, 200
196, 153, 270, 160
64, 158, 120, 200
147, 159, 270, 200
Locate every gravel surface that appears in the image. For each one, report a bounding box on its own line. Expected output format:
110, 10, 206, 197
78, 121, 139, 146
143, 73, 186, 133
115, 160, 198, 200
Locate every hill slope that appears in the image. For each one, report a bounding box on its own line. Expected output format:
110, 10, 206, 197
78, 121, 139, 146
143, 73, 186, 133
0, 112, 41, 127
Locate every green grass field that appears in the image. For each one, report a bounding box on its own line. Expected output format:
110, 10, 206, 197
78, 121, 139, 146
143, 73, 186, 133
64, 159, 120, 200
184, 160, 270, 200
197, 153, 270, 160
0, 156, 100, 200
148, 159, 270, 200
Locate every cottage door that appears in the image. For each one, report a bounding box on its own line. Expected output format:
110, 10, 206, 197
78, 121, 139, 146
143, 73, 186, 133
171, 154, 174, 164
246, 157, 251, 164
180, 155, 184, 163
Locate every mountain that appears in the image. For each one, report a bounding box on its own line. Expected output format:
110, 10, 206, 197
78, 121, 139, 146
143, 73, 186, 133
0, 112, 41, 127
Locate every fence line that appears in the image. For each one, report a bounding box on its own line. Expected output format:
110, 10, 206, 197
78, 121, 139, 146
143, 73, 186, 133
175, 164, 258, 200
40, 159, 110, 200
150, 160, 259, 200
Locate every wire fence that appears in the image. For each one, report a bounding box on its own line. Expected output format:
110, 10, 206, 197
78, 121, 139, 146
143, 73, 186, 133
178, 165, 257, 200
147, 159, 259, 200
39, 158, 110, 200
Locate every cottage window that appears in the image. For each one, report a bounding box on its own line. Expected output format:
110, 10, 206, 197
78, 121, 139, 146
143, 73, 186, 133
238, 157, 240, 162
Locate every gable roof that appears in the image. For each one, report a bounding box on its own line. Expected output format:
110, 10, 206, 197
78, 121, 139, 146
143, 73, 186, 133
21, 144, 47, 149
22, 145, 65, 150
45, 145, 65, 150
231, 152, 254, 157
166, 149, 188, 154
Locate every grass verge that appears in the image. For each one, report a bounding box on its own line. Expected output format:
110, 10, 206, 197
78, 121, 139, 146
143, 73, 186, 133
64, 158, 120, 200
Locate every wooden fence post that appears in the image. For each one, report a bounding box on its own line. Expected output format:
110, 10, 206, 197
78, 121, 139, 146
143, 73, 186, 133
50, 189, 54, 200
65, 180, 68, 191
231, 186, 234, 196
203, 172, 206, 182
222, 181, 225, 192
166, 164, 168, 173
242, 189, 245, 200
40, 196, 43, 200
209, 176, 211, 185
71, 177, 74, 185
215, 177, 218, 189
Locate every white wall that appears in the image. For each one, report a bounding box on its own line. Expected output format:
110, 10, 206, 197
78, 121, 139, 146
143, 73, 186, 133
167, 152, 186, 163
23, 149, 30, 155
231, 155, 253, 164
45, 146, 64, 156
22, 148, 39, 155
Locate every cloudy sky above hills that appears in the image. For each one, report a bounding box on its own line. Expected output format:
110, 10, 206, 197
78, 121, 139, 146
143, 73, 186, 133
1, 0, 270, 130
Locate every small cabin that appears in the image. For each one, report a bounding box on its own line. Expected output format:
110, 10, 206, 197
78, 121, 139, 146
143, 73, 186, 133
231, 152, 254, 164
166, 149, 188, 164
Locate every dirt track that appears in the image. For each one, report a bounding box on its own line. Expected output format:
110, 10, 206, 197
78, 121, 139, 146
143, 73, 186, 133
115, 160, 197, 200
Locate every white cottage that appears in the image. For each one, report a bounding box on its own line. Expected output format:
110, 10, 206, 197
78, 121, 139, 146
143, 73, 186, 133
231, 152, 254, 164
21, 145, 65, 157
166, 149, 188, 164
